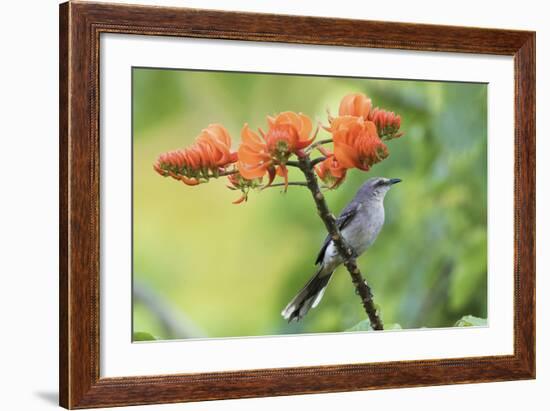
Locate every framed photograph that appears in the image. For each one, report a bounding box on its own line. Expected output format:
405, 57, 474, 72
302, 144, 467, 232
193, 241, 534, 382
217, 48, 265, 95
59, 1, 535, 408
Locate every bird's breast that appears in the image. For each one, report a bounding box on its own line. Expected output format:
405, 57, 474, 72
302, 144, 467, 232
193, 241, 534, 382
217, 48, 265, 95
342, 203, 385, 256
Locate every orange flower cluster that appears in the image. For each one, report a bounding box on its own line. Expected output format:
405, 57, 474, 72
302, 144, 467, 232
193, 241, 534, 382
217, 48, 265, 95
330, 116, 388, 171
153, 124, 237, 186
315, 93, 403, 187
154, 92, 403, 202
238, 112, 314, 190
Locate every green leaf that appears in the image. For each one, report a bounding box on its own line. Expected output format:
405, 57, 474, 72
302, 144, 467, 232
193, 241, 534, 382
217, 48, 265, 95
454, 315, 487, 327
347, 319, 373, 332
346, 320, 402, 332
133, 331, 157, 341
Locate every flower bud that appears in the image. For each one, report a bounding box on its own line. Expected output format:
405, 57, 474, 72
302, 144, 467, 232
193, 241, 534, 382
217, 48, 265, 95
154, 124, 237, 184
369, 108, 403, 140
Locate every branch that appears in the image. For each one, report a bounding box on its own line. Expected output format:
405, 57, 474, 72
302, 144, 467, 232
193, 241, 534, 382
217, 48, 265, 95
310, 156, 327, 167
306, 138, 333, 153
264, 182, 309, 189
213, 169, 239, 177
297, 154, 384, 330
284, 160, 302, 168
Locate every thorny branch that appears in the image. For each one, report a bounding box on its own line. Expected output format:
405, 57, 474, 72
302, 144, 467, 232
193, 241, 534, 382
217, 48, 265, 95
264, 182, 309, 189
297, 153, 384, 330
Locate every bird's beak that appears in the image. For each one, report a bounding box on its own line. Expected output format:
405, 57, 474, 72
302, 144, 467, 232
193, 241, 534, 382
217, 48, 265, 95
389, 178, 402, 185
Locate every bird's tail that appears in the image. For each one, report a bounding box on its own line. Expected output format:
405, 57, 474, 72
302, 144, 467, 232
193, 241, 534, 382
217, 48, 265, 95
281, 266, 334, 322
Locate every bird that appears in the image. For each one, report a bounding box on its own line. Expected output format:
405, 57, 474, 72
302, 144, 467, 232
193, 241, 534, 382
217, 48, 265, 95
281, 177, 402, 322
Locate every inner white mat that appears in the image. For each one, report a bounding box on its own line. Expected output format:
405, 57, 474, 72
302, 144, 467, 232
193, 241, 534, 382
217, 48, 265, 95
100, 33, 514, 377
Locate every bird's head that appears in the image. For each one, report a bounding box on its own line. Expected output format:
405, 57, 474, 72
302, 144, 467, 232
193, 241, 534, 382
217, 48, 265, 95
357, 177, 401, 202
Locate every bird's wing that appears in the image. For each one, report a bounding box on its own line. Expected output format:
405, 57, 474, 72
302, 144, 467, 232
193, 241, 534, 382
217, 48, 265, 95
315, 202, 359, 265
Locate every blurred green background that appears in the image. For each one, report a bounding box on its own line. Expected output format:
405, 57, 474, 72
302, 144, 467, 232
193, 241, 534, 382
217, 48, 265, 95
132, 67, 487, 340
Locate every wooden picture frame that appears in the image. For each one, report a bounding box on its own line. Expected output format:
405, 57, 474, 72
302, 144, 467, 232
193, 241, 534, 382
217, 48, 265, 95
59, 1, 535, 408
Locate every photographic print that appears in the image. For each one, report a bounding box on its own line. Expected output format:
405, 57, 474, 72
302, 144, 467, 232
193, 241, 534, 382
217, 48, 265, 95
132, 68, 488, 341
60, 4, 535, 406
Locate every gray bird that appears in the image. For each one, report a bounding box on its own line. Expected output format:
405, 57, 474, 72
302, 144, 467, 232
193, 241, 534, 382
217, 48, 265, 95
281, 177, 402, 322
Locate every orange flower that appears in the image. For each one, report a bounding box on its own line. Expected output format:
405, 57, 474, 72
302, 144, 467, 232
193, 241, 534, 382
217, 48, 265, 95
195, 124, 237, 167
338, 93, 372, 120
237, 124, 273, 180
237, 112, 314, 190
369, 108, 403, 140
331, 116, 388, 171
264, 112, 314, 159
154, 124, 237, 185
315, 151, 347, 188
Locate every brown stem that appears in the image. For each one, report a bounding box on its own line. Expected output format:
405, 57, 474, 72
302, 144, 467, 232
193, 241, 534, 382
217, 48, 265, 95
284, 160, 301, 168
212, 169, 239, 177
310, 156, 327, 167
264, 182, 309, 189
306, 138, 333, 153
297, 154, 384, 330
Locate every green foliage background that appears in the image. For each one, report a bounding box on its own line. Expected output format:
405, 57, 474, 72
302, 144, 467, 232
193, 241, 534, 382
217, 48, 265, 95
132, 68, 487, 340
